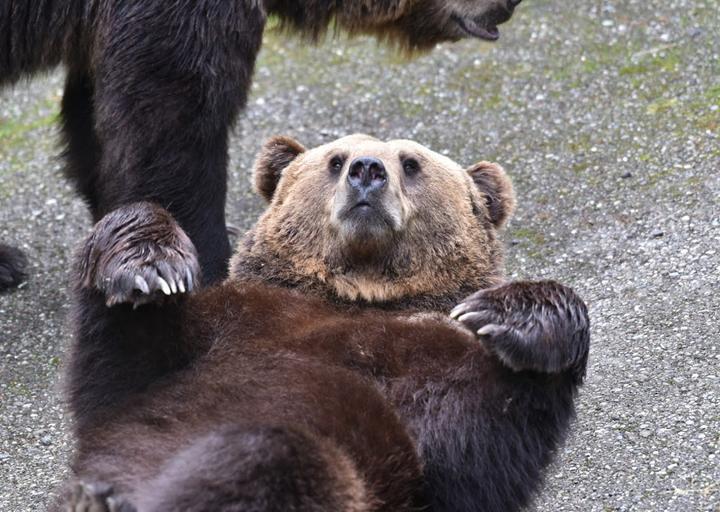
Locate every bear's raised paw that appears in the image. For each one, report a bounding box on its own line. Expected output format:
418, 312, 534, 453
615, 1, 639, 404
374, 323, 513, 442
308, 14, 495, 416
451, 280, 590, 383
78, 202, 200, 308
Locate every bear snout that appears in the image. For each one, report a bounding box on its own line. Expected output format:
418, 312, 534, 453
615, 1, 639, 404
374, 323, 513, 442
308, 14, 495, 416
450, 0, 521, 42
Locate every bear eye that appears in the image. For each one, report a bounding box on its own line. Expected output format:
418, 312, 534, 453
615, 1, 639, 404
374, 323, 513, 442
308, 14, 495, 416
402, 158, 421, 177
329, 155, 345, 174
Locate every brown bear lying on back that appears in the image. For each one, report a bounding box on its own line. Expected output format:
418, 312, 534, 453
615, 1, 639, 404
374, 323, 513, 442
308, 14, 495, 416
60, 135, 589, 512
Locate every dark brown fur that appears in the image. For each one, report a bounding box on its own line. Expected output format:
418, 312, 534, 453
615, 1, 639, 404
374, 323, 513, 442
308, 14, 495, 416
59, 136, 588, 512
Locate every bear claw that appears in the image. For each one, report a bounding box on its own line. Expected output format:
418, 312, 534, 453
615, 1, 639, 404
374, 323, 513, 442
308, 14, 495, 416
134, 275, 150, 294
475, 323, 508, 338
157, 276, 172, 295
449, 304, 465, 319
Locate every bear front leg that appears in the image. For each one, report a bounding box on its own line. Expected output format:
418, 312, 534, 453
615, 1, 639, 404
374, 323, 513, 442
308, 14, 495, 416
398, 281, 590, 512
451, 280, 590, 383
68, 203, 201, 430
88, 1, 265, 284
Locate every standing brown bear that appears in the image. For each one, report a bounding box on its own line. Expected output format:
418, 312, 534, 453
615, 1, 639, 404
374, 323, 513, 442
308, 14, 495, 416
61, 135, 589, 512
0, 0, 522, 290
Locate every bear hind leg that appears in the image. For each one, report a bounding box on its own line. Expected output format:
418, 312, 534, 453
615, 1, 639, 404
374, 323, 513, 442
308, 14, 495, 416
68, 202, 201, 427
135, 425, 372, 512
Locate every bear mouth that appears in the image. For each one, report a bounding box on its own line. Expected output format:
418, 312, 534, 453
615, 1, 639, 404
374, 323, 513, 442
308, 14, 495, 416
347, 201, 388, 223
352, 201, 372, 211
451, 15, 499, 41
450, 8, 513, 42
341, 200, 394, 231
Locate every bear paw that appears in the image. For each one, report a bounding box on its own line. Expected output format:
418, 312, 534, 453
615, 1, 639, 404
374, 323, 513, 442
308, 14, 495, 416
450, 280, 590, 383
67, 481, 136, 512
0, 244, 28, 292
78, 202, 200, 308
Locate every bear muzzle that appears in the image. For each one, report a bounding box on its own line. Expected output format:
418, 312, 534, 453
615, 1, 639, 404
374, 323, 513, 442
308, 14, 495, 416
449, 0, 521, 41
334, 156, 396, 228
330, 159, 402, 246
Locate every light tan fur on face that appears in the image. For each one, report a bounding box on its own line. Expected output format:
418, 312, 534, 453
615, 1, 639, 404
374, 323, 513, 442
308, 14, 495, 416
232, 134, 513, 306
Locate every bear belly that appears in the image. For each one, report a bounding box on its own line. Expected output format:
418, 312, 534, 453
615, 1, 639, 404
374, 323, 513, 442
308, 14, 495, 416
72, 348, 425, 511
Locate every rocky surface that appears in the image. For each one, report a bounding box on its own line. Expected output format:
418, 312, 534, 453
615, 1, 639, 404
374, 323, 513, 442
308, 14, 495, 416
1, 0, 718, 510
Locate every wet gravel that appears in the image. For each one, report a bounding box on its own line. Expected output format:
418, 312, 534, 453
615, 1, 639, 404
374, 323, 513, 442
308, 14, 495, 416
1, 0, 719, 510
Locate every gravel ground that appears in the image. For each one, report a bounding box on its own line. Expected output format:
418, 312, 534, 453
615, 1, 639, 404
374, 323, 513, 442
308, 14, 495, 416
1, 0, 719, 510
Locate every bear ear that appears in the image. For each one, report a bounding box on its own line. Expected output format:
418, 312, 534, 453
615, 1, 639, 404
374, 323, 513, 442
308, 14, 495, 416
253, 136, 306, 202
466, 161, 516, 228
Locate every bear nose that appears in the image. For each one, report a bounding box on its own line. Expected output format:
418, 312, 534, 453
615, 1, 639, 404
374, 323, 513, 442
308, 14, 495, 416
507, 0, 522, 7
347, 157, 387, 194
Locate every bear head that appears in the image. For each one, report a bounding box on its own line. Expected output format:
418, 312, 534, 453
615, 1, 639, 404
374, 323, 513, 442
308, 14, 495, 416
266, 0, 522, 51
230, 134, 515, 308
